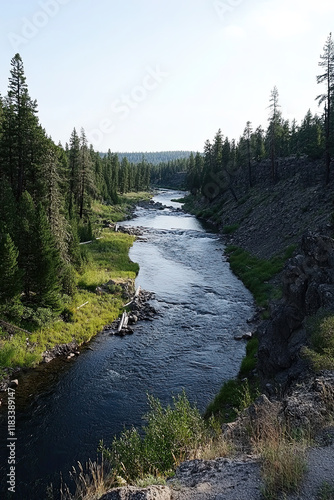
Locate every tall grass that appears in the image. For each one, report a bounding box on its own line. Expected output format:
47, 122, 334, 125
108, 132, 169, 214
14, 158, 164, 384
252, 419, 308, 500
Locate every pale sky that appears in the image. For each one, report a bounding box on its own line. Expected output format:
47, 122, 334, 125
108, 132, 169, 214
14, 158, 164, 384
1, 0, 333, 152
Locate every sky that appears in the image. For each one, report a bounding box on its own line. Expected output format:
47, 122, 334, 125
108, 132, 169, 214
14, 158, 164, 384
0, 0, 333, 153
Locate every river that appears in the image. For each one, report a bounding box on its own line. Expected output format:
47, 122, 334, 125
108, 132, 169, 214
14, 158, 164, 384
0, 190, 254, 499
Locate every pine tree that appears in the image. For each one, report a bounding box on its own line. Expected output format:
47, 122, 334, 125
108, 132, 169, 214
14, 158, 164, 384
212, 129, 223, 173
316, 33, 334, 184
201, 140, 213, 197
0, 233, 22, 308
68, 128, 80, 217
299, 110, 325, 159
16, 191, 37, 300
33, 203, 62, 309
0, 179, 16, 236
42, 144, 70, 262
78, 128, 93, 219
1, 53, 40, 200
243, 121, 253, 188
252, 126, 266, 162
267, 86, 281, 182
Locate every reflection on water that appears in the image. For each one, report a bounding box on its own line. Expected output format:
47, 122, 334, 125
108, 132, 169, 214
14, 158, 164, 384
0, 189, 254, 499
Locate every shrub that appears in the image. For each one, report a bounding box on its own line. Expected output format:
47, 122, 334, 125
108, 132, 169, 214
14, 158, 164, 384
100, 391, 209, 482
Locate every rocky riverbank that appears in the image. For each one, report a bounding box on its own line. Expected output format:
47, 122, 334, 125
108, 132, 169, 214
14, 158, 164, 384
0, 281, 158, 394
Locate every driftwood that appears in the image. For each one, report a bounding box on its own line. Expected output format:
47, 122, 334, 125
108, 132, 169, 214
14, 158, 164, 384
79, 237, 103, 246
117, 312, 128, 332
123, 286, 141, 308
77, 301, 89, 310
0, 320, 31, 336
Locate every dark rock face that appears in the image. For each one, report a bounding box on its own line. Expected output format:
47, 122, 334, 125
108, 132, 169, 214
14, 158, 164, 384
257, 231, 334, 390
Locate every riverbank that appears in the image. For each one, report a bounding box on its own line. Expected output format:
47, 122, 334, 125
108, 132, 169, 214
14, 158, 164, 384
0, 193, 152, 391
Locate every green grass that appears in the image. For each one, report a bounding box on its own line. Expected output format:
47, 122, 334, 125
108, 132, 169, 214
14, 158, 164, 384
225, 245, 296, 308
239, 337, 259, 376
77, 232, 139, 291
0, 223, 141, 371
204, 378, 259, 423
302, 311, 334, 371
92, 192, 152, 226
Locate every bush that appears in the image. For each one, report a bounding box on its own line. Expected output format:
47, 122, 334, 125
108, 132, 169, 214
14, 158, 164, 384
100, 391, 209, 482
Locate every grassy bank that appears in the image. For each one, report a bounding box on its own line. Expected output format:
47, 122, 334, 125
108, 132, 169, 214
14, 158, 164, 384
225, 244, 296, 310
0, 194, 151, 377
92, 191, 152, 228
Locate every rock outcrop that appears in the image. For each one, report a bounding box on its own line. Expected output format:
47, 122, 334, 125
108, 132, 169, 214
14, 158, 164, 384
100, 486, 171, 499
257, 231, 334, 389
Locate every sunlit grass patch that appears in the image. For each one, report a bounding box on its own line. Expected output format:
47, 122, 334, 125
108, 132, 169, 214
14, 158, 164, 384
303, 311, 334, 371
77, 231, 139, 291
225, 245, 296, 308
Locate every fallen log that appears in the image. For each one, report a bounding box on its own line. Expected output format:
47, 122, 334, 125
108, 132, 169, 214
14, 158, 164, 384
0, 320, 31, 336
123, 286, 141, 308
117, 312, 127, 333
77, 301, 89, 310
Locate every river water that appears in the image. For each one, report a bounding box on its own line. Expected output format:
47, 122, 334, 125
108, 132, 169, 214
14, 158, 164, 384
0, 190, 254, 499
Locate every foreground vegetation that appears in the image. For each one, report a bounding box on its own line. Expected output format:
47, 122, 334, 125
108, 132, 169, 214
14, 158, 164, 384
60, 384, 314, 500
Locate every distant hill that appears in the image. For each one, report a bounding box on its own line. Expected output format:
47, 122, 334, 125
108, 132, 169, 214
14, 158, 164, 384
105, 151, 194, 165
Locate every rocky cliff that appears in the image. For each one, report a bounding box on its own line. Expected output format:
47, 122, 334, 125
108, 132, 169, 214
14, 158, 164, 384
257, 231, 334, 390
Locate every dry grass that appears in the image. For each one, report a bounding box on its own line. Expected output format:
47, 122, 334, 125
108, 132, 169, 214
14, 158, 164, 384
248, 401, 308, 500
59, 459, 116, 500
199, 433, 234, 460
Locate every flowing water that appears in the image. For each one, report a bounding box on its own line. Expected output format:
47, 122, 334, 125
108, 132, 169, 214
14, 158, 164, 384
0, 190, 254, 499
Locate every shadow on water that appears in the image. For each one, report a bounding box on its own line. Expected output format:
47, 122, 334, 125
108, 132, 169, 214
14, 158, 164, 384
0, 189, 254, 500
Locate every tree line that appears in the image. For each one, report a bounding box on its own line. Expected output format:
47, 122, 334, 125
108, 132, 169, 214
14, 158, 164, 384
0, 54, 150, 324
116, 151, 193, 165
185, 33, 334, 198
